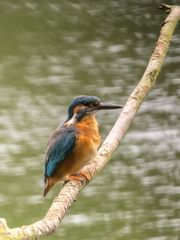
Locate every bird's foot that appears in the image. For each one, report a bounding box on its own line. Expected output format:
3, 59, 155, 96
79, 171, 91, 183
69, 171, 91, 184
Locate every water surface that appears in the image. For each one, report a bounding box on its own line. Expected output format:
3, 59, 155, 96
0, 1, 179, 239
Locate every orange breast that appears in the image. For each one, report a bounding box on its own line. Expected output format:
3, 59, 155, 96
75, 115, 101, 147
53, 115, 101, 181
69, 115, 101, 173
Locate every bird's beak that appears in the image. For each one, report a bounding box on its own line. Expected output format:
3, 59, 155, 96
94, 103, 122, 110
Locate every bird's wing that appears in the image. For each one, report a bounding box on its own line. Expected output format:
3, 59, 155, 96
44, 126, 77, 178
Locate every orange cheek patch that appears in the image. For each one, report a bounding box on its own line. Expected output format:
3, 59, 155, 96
73, 105, 87, 114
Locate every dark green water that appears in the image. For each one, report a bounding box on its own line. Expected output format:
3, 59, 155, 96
0, 1, 179, 239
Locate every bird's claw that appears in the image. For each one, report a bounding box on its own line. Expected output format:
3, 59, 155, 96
68, 171, 91, 184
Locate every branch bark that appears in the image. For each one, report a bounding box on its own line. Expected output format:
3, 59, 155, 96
0, 4, 180, 240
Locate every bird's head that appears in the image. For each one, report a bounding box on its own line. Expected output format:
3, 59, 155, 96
67, 95, 122, 122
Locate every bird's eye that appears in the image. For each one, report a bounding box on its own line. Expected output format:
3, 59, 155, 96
84, 102, 93, 107
89, 103, 94, 107
93, 101, 100, 107
85, 101, 99, 108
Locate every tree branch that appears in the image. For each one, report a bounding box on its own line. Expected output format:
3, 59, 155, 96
0, 4, 180, 240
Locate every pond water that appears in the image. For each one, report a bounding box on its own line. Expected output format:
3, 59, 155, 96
0, 1, 179, 239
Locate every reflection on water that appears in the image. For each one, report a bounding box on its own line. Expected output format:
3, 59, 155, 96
0, 1, 179, 239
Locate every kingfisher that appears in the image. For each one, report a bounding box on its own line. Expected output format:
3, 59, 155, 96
43, 95, 122, 197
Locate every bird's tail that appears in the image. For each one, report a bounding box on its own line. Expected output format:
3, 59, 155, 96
43, 179, 53, 197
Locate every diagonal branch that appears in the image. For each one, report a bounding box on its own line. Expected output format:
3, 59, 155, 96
0, 4, 180, 240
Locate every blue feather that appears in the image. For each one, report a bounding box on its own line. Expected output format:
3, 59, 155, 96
44, 127, 77, 177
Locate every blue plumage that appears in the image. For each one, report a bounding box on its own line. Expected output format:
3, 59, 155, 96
43, 95, 122, 197
45, 127, 77, 177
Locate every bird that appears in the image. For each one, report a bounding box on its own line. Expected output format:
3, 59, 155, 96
43, 95, 122, 197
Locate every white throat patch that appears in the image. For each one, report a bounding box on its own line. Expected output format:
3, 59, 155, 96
65, 114, 77, 126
